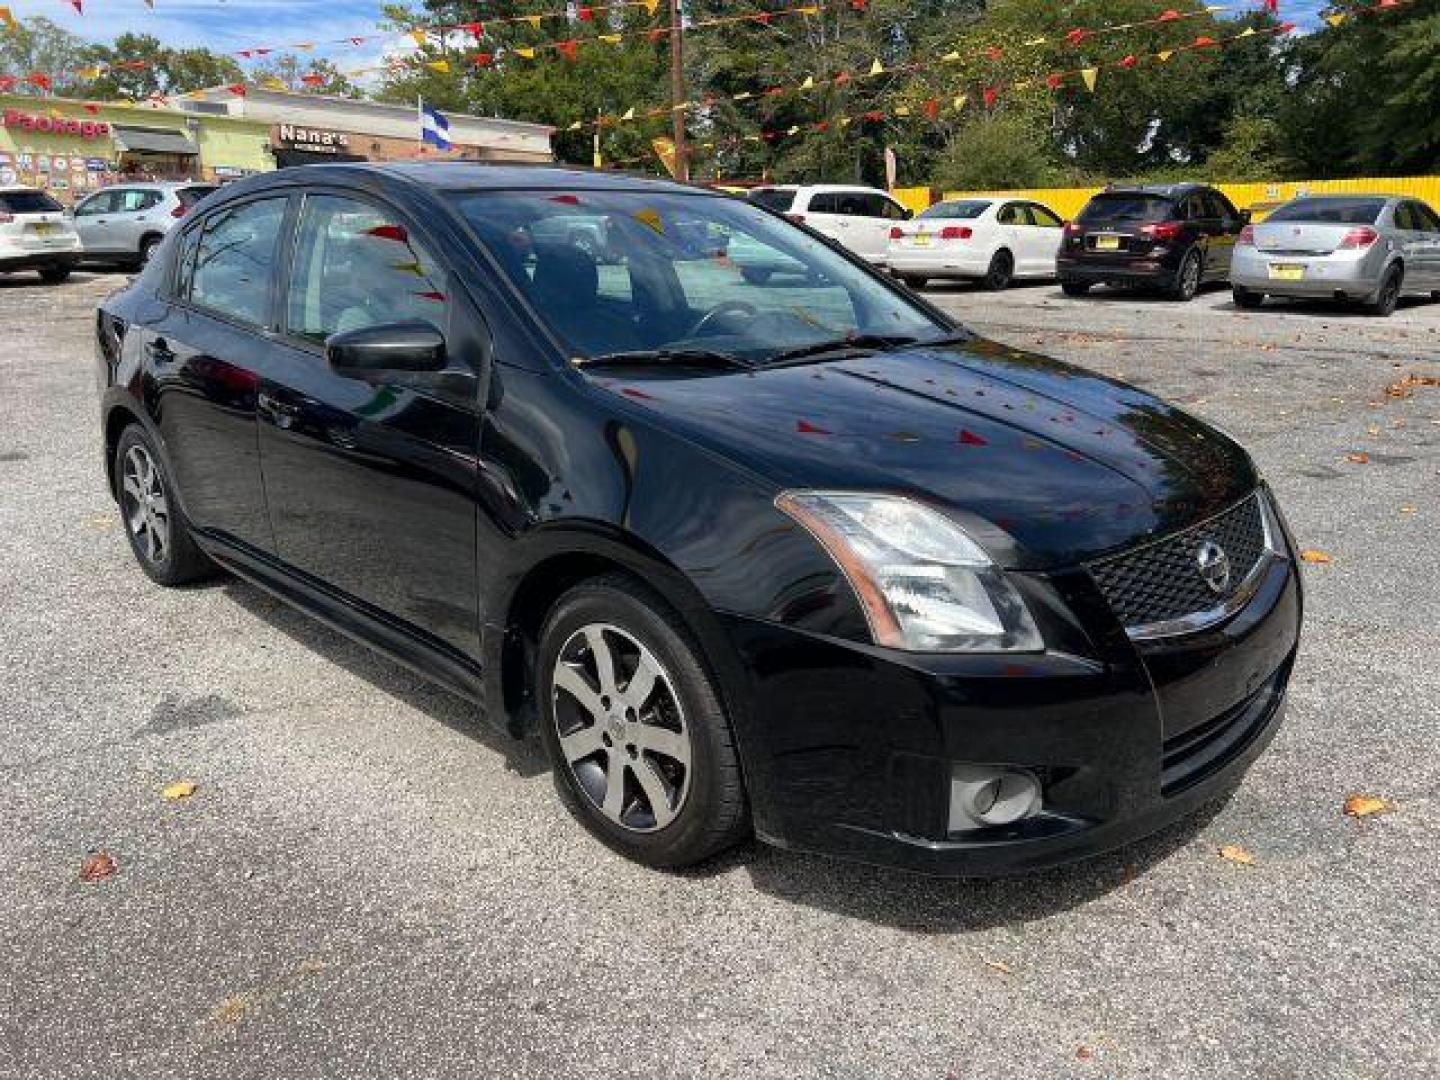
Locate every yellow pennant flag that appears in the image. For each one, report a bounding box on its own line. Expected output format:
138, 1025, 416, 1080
262, 77, 286, 90
651, 139, 677, 177
515, 46, 536, 59
1204, 4, 1227, 11
1325, 13, 1346, 25
838, 116, 852, 128
77, 66, 103, 80
567, 120, 583, 130
0, 5, 16, 27
1023, 36, 1047, 46
409, 29, 427, 46
643, 0, 659, 12
426, 59, 450, 73
732, 91, 753, 101
941, 51, 961, 63
620, 106, 635, 120
1238, 26, 1256, 37
952, 94, 967, 111
1156, 49, 1175, 62
785, 125, 799, 135
525, 14, 542, 29
799, 75, 814, 90
297, 42, 315, 51
798, 4, 819, 14
1011, 79, 1030, 91
1080, 67, 1098, 92
599, 33, 622, 45
893, 105, 910, 117
868, 59, 884, 76
633, 207, 664, 232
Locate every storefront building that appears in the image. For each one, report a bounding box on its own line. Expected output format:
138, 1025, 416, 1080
0, 94, 272, 197
183, 88, 553, 168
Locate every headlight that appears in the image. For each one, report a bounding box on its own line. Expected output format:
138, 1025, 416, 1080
775, 491, 1042, 653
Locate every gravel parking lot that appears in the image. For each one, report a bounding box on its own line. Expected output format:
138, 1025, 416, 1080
2, 270, 1437, 1079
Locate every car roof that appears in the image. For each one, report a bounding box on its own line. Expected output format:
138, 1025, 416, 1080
1276, 192, 1401, 201
272, 161, 705, 195
1096, 183, 1211, 198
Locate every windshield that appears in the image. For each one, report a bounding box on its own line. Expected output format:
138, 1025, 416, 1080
1266, 197, 1385, 225
746, 187, 796, 213
449, 189, 948, 364
918, 200, 991, 220
1078, 193, 1173, 224
0, 189, 63, 215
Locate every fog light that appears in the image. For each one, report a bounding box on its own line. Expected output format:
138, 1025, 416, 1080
949, 765, 1043, 832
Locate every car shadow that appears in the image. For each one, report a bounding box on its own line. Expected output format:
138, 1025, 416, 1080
683, 789, 1234, 931
219, 576, 549, 780
1228, 294, 1436, 318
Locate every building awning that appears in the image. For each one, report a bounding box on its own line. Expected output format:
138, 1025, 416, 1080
111, 125, 199, 155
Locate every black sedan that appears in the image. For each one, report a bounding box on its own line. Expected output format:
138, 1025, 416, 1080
95, 164, 1302, 875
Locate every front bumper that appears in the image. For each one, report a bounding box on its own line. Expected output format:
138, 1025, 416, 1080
720, 553, 1301, 876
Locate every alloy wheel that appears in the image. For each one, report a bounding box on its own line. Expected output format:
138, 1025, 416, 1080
120, 443, 169, 564
551, 623, 692, 833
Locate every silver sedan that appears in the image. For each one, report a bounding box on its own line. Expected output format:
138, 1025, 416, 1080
1230, 194, 1440, 317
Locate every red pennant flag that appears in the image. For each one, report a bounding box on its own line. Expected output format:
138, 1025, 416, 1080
365, 224, 409, 242
796, 420, 832, 435
1158, 8, 1182, 19
862, 110, 886, 122
814, 120, 830, 131
1263, 0, 1278, 11
301, 73, 325, 86
1278, 20, 1296, 31
69, 0, 82, 13
255, 48, 271, 56
850, 0, 866, 8
226, 83, 247, 96
238, 50, 253, 59
471, 52, 494, 67
922, 97, 939, 119
1194, 35, 1218, 47
1046, 72, 1063, 89
982, 85, 998, 108
0, 76, 18, 93
82, 101, 101, 113
1065, 28, 1090, 46
648, 26, 667, 43
461, 22, 483, 37
556, 39, 579, 61
834, 71, 851, 84
986, 46, 1003, 61
1118, 54, 1138, 68
766, 85, 785, 96
349, 37, 366, 46
28, 72, 53, 90
578, 6, 594, 20
751, 12, 773, 24
958, 429, 988, 446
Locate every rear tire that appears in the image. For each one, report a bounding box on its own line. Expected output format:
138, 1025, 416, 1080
39, 265, 71, 284
982, 249, 1014, 291
1232, 286, 1264, 309
1364, 266, 1402, 317
1060, 279, 1090, 297
114, 425, 215, 587
536, 574, 749, 869
899, 274, 927, 290
1167, 249, 1203, 301
139, 235, 163, 265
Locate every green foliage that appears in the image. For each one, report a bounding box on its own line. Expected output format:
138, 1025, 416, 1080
252, 55, 363, 98
0, 17, 89, 94
1206, 115, 1295, 182
929, 107, 1058, 191
73, 33, 243, 99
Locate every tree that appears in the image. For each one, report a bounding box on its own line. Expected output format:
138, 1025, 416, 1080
0, 17, 89, 95
252, 55, 363, 98
76, 33, 244, 99
930, 106, 1062, 191
1206, 115, 1294, 181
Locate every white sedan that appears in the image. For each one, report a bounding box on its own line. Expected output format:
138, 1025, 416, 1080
887, 197, 1066, 290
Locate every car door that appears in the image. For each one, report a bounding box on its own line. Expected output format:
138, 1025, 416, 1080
1183, 192, 1223, 279
111, 188, 164, 256
1207, 189, 1245, 279
72, 189, 119, 253
801, 192, 848, 248
1024, 202, 1065, 275
994, 202, 1026, 269
145, 194, 290, 551
1396, 201, 1439, 287
1412, 201, 1440, 287
255, 190, 484, 658
845, 192, 901, 261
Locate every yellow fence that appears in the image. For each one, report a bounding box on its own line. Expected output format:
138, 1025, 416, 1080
912, 176, 1440, 220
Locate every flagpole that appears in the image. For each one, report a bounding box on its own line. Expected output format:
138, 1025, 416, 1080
668, 0, 688, 182
417, 94, 423, 156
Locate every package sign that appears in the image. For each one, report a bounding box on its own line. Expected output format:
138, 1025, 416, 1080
2, 108, 112, 139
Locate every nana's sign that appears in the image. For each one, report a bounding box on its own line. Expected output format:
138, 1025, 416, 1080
3, 109, 111, 140
275, 124, 350, 152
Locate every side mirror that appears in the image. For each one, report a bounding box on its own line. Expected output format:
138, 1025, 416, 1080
1238, 208, 1253, 226
902, 208, 914, 220
325, 320, 447, 375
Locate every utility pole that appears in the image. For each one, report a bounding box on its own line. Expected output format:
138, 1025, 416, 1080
668, 0, 689, 181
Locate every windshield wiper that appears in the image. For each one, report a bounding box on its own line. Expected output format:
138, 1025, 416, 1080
574, 348, 754, 371
763, 331, 969, 368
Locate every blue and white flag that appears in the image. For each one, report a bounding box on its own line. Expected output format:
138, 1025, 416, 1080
419, 101, 452, 151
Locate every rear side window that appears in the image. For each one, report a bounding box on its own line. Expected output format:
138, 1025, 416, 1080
1266, 198, 1386, 225
1029, 203, 1063, 228
1078, 194, 1174, 224
0, 189, 63, 214
1413, 202, 1440, 232
285, 195, 449, 344
186, 197, 287, 328
748, 188, 795, 213
114, 190, 162, 213
918, 200, 990, 220
808, 192, 843, 214
178, 186, 217, 208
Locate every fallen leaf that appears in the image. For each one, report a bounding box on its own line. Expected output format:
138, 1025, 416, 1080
87, 514, 116, 529
162, 780, 198, 801
1299, 549, 1333, 564
1343, 793, 1396, 818
211, 995, 248, 1024
1347, 452, 1370, 464
1076, 1045, 1094, 1061
982, 959, 1014, 975
79, 851, 117, 883
1219, 843, 1256, 866
1384, 373, 1440, 399
1366, 425, 1381, 436
1400, 506, 1416, 515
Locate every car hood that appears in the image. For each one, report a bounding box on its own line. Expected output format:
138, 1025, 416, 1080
590, 337, 1257, 569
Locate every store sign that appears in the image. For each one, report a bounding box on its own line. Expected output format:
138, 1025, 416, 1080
2, 108, 111, 139
275, 124, 350, 153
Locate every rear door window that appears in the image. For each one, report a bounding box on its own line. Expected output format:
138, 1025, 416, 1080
1028, 204, 1063, 228
116, 189, 161, 213
187, 197, 288, 328
75, 191, 116, 217
747, 188, 795, 213
1078, 194, 1174, 224
0, 189, 63, 215
807, 193, 844, 215
178, 186, 218, 208
1412, 202, 1440, 233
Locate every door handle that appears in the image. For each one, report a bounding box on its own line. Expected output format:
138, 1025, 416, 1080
257, 392, 301, 424
145, 337, 175, 364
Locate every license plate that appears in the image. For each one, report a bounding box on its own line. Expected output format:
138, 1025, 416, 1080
912, 233, 930, 247
1095, 235, 1121, 251
1268, 263, 1305, 281
32, 222, 53, 235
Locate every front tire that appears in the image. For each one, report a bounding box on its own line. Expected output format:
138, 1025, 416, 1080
114, 425, 214, 586
1364, 266, 1402, 317
1060, 279, 1090, 297
1167, 249, 1203, 301
1232, 285, 1264, 309
139, 235, 163, 265
39, 265, 72, 284
536, 574, 749, 868
899, 274, 927, 290
982, 249, 1014, 291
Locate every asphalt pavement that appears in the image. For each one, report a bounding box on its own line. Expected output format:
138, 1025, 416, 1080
1, 269, 1437, 1078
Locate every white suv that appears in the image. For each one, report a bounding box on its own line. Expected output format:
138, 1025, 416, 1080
0, 186, 82, 284
747, 184, 912, 265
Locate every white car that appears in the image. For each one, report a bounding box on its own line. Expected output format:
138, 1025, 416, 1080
747, 184, 912, 265
0, 186, 82, 284
887, 197, 1065, 290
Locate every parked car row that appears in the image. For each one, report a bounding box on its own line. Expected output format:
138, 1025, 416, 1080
0, 181, 216, 282
740, 181, 1440, 318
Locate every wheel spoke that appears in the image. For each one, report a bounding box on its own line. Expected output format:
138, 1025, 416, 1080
150, 490, 168, 521
623, 651, 661, 711
554, 662, 604, 720
600, 752, 627, 821
144, 518, 159, 560
559, 723, 604, 764
121, 474, 143, 504
584, 627, 620, 698
631, 757, 677, 828
637, 724, 688, 766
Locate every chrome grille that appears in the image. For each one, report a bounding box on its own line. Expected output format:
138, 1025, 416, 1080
1088, 493, 1268, 633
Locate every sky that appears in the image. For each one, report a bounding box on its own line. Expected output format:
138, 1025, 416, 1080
2, 0, 1338, 83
